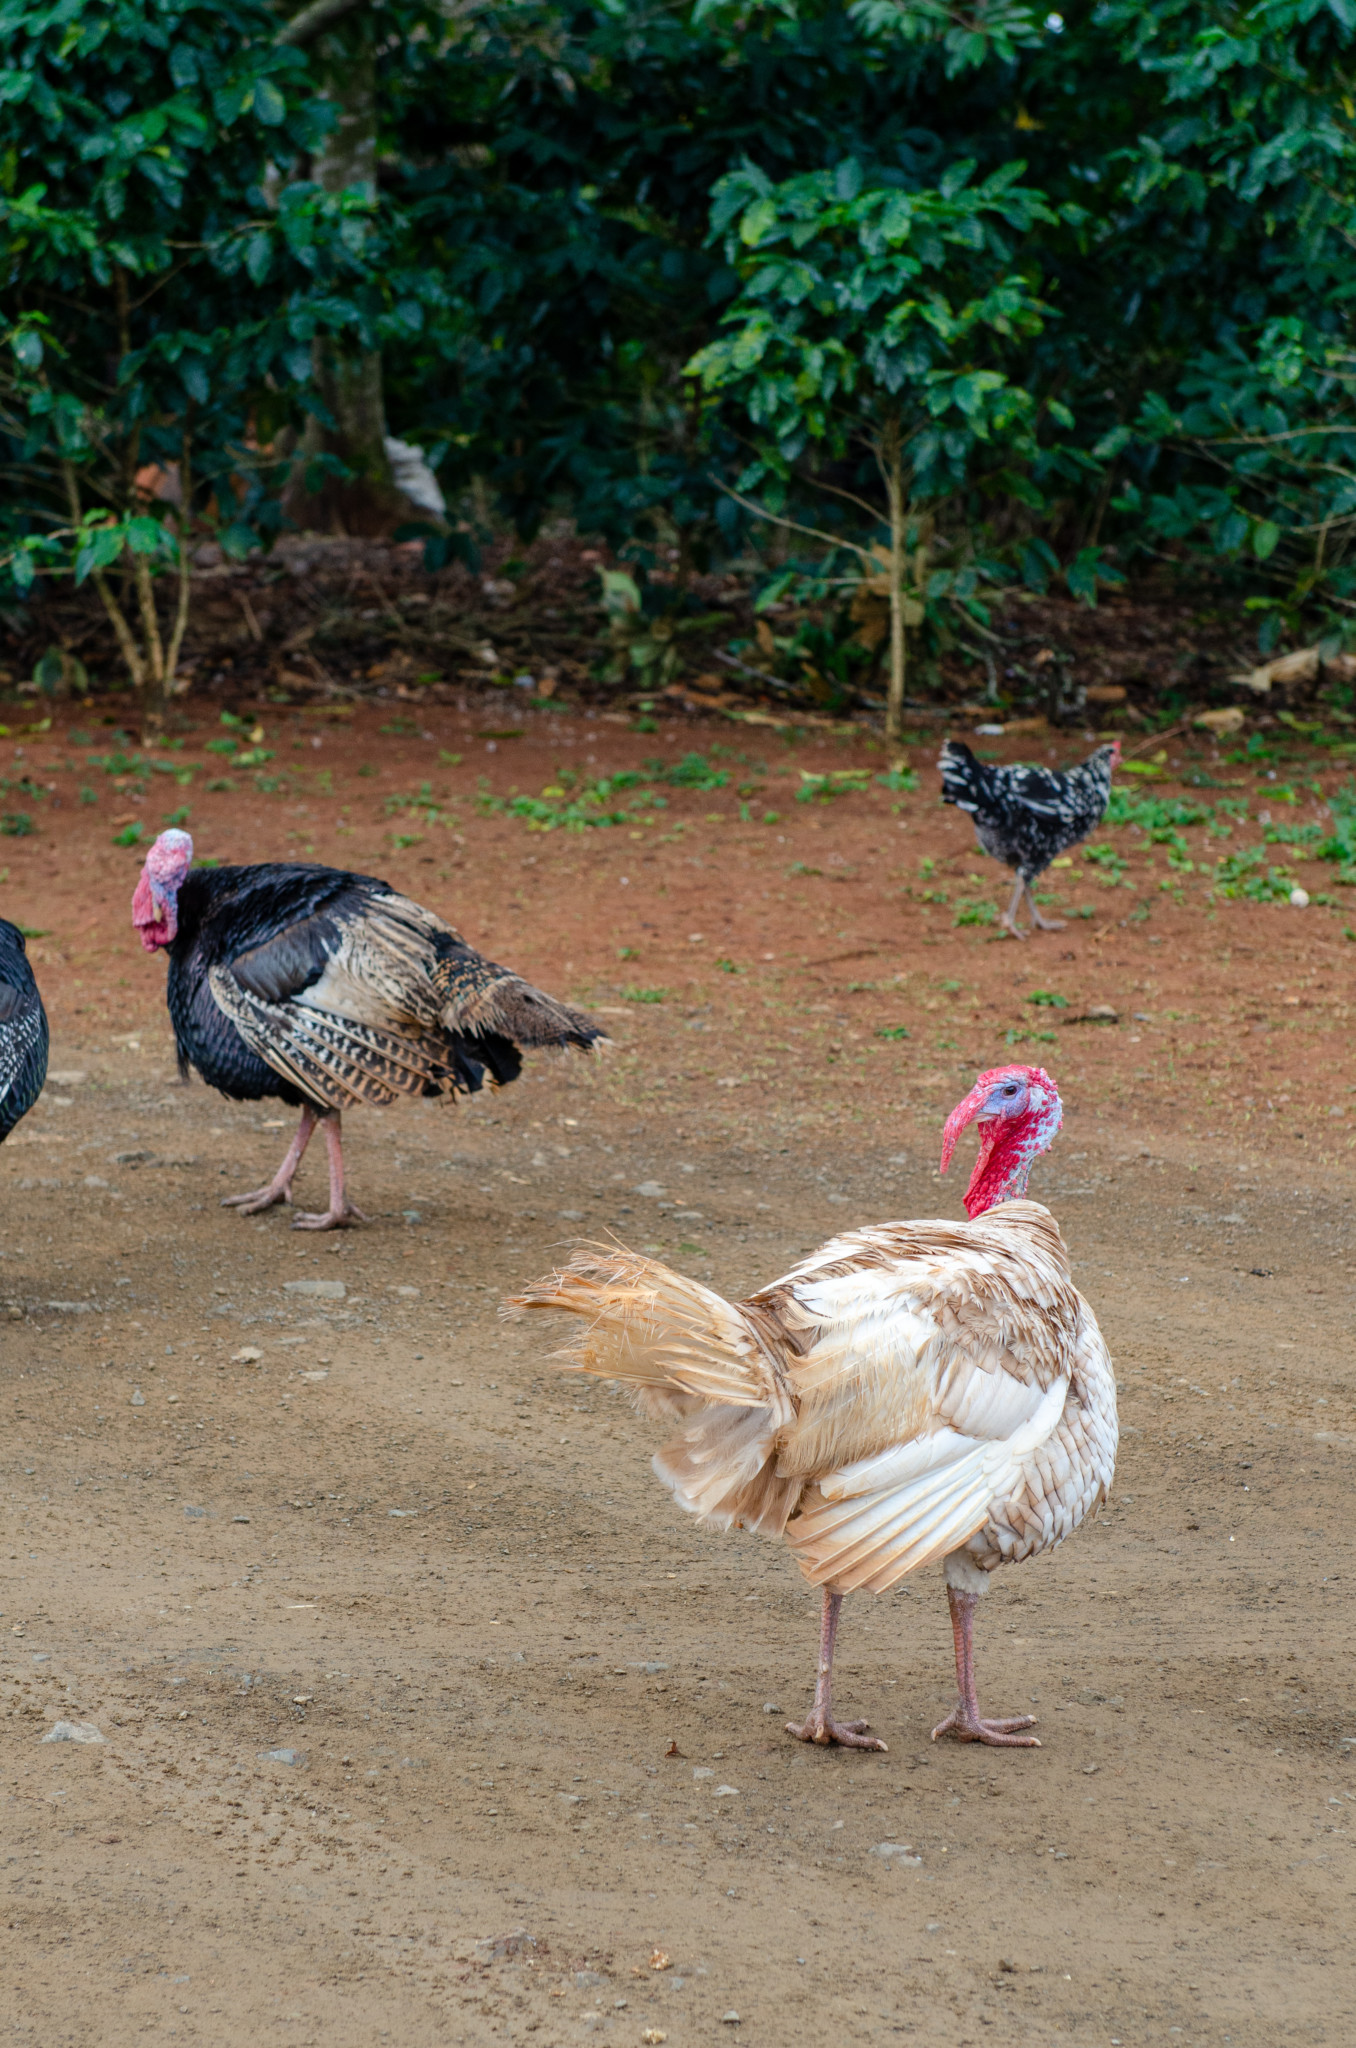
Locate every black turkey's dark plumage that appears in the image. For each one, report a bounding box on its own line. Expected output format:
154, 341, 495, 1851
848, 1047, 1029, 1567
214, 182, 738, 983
164, 860, 602, 1111
0, 919, 48, 1143
152, 856, 604, 1229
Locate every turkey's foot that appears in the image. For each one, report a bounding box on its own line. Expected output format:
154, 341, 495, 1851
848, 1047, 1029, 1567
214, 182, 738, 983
934, 1583, 1040, 1748
222, 1179, 294, 1215
930, 1703, 1039, 1748
998, 914, 1028, 941
291, 1201, 367, 1233
222, 1107, 317, 1216
289, 1111, 364, 1229
786, 1587, 888, 1752
786, 1709, 887, 1752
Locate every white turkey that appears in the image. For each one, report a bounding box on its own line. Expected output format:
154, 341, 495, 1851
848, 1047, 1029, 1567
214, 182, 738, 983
509, 1064, 1116, 1750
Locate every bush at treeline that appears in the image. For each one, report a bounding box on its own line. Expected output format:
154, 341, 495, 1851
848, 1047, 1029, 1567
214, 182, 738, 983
3, 0, 1355, 717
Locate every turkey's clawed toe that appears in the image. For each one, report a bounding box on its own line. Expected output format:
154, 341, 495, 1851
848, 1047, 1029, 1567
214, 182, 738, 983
786, 1711, 887, 1752
930, 1704, 1040, 1747
291, 1203, 367, 1233
222, 1182, 292, 1215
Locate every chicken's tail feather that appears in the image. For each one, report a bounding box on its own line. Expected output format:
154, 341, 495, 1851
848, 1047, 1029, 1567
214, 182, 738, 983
505, 1246, 789, 1414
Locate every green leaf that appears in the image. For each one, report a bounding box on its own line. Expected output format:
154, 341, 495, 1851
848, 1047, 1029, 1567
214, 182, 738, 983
13, 327, 42, 369
1252, 520, 1281, 561
253, 78, 286, 127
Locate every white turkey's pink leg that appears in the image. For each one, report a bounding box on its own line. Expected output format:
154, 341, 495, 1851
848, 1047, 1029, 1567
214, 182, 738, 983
222, 1105, 318, 1215
292, 1111, 368, 1231
785, 1588, 887, 1752
931, 1586, 1039, 1747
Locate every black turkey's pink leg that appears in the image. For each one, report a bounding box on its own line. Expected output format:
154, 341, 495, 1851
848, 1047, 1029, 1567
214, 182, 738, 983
292, 1111, 368, 1231
1024, 879, 1066, 932
999, 874, 1027, 939
931, 1587, 1039, 1747
222, 1105, 318, 1215
785, 1588, 887, 1752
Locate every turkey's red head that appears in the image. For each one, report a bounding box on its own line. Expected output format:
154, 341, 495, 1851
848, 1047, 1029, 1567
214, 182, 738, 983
132, 829, 193, 953
940, 1064, 1063, 1218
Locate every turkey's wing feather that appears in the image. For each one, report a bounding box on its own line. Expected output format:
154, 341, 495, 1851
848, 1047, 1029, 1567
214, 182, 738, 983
785, 1375, 1071, 1593
208, 969, 467, 1110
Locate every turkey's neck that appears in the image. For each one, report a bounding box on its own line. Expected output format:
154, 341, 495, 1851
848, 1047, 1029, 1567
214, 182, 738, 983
964, 1126, 1036, 1218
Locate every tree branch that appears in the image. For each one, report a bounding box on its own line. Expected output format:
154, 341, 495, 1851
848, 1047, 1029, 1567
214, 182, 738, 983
275, 0, 368, 46
715, 479, 878, 566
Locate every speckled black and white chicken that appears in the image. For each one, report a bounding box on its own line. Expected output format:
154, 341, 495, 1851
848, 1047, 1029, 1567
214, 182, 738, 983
940, 738, 1120, 937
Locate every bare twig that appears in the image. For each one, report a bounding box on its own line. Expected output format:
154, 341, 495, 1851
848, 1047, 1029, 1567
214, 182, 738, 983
276, 0, 369, 46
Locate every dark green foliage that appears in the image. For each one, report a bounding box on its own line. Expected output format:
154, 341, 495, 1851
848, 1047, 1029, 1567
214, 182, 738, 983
5, 0, 1356, 660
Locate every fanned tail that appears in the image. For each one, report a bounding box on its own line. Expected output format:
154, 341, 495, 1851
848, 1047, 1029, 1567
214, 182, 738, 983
507, 1248, 800, 1534
432, 945, 605, 1054
506, 1247, 786, 1410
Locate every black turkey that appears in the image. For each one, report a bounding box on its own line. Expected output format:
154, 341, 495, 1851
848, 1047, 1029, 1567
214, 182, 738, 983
939, 738, 1120, 938
132, 829, 603, 1230
0, 919, 48, 1144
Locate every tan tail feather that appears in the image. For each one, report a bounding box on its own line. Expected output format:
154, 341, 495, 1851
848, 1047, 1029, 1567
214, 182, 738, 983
507, 1247, 787, 1413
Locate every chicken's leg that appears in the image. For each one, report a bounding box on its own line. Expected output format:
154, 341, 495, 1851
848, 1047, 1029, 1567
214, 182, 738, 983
291, 1111, 368, 1232
785, 1588, 887, 1752
931, 1587, 1040, 1747
999, 874, 1027, 939
1024, 879, 1066, 932
222, 1105, 318, 1215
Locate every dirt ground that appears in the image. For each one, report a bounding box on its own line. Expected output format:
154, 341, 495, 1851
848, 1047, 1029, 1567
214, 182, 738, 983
1, 696, 1354, 2048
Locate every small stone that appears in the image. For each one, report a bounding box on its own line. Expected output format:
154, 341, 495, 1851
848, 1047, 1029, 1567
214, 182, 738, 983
283, 1279, 346, 1299
183, 1506, 205, 1520
260, 1747, 306, 1766
721, 2012, 741, 2026
1082, 1763, 1099, 1775
634, 1181, 665, 1198
762, 1702, 783, 1714
232, 1515, 250, 1523
1289, 886, 1310, 908
232, 1346, 263, 1363
394, 1285, 420, 1298
42, 1721, 105, 1745
641, 2033, 668, 2046
713, 1785, 740, 1798
1085, 1004, 1118, 1022
871, 1842, 921, 1864
693, 1767, 715, 1780
649, 1949, 671, 1972
574, 1970, 604, 1988
476, 1928, 536, 1959
130, 1389, 145, 1407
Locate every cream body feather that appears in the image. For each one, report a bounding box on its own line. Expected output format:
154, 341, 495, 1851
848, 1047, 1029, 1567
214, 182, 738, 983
508, 1199, 1117, 1598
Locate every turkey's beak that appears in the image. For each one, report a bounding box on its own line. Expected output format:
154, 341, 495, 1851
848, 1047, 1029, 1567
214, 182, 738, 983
940, 1081, 993, 1176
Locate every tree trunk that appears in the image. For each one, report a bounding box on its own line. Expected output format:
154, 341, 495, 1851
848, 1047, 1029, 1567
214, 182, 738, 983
283, 18, 405, 536
881, 422, 907, 750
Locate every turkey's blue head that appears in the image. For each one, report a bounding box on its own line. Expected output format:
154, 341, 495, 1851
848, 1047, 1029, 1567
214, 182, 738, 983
940, 1064, 1063, 1218
132, 829, 193, 952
